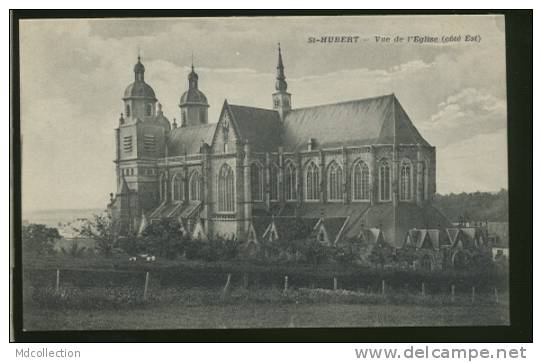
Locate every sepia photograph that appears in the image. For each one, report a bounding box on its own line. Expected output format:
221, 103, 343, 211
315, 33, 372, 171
12, 13, 520, 336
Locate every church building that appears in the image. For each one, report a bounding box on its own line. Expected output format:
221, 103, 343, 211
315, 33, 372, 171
108, 46, 451, 248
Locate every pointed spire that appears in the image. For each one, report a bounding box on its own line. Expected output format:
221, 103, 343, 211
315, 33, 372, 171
275, 43, 287, 92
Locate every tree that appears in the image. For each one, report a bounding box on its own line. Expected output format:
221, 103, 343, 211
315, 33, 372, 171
61, 239, 87, 258
333, 237, 362, 265
395, 244, 419, 269
299, 238, 334, 267
367, 240, 395, 268
140, 218, 187, 259
21, 223, 61, 256
74, 213, 115, 257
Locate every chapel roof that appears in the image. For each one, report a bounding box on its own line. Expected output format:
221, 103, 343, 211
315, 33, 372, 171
226, 103, 283, 152
281, 94, 431, 151
167, 123, 217, 156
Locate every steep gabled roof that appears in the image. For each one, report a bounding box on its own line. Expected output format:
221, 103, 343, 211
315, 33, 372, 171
251, 216, 273, 239
266, 216, 319, 241
167, 123, 217, 156
315, 217, 349, 245
227, 103, 283, 152
282, 94, 430, 151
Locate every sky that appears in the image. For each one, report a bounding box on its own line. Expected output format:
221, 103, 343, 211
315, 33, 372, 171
19, 15, 508, 211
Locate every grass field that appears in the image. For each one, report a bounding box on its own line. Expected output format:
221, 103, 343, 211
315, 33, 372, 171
21, 254, 510, 330
23, 302, 509, 330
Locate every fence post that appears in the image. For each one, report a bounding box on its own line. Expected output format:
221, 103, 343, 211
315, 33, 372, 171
421, 282, 426, 297
471, 286, 475, 304
55, 269, 60, 293
143, 271, 150, 301
333, 276, 338, 291
381, 280, 386, 295
494, 287, 499, 304
451, 284, 455, 302
284, 275, 289, 293
223, 273, 232, 294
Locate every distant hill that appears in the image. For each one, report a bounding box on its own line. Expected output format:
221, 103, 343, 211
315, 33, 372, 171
433, 189, 509, 223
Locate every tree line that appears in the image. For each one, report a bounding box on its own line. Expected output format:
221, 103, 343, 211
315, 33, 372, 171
433, 189, 508, 223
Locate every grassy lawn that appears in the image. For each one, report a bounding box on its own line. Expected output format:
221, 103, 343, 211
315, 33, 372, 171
20, 254, 510, 330
23, 302, 509, 330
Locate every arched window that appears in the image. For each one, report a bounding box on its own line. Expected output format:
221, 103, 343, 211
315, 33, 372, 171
218, 164, 235, 212
125, 104, 131, 117
146, 104, 152, 116
379, 159, 391, 202
172, 174, 183, 201
400, 159, 412, 201
189, 171, 202, 201
159, 174, 167, 202
251, 163, 263, 202
285, 161, 297, 201
305, 161, 320, 201
421, 160, 428, 201
269, 164, 279, 201
352, 160, 370, 201
327, 161, 343, 201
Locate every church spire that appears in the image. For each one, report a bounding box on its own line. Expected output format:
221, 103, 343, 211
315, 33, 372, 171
272, 43, 291, 119
275, 43, 287, 92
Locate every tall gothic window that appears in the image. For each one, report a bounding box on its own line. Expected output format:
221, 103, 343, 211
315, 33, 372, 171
352, 160, 370, 201
421, 161, 428, 201
126, 104, 131, 117
251, 163, 263, 202
285, 161, 297, 201
379, 159, 391, 202
327, 161, 343, 201
400, 159, 412, 201
189, 171, 202, 201
218, 164, 235, 212
160, 174, 167, 202
305, 161, 320, 201
269, 164, 279, 201
146, 104, 152, 116
172, 174, 183, 201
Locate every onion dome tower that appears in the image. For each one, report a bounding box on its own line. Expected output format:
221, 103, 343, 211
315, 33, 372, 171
179, 62, 209, 127
122, 55, 158, 123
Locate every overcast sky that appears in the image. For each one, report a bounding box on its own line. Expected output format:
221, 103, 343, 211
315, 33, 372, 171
19, 15, 507, 211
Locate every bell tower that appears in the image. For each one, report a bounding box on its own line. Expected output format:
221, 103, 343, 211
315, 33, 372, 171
272, 43, 292, 120
179, 61, 210, 127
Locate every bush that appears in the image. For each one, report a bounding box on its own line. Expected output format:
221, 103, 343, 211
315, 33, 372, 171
22, 224, 61, 257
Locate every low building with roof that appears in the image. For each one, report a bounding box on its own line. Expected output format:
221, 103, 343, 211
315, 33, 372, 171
108, 45, 452, 248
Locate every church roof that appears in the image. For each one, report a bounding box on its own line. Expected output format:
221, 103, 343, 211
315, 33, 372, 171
180, 88, 208, 105
317, 217, 349, 244
282, 94, 430, 151
227, 103, 283, 152
268, 216, 319, 241
167, 123, 217, 156
123, 81, 157, 100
